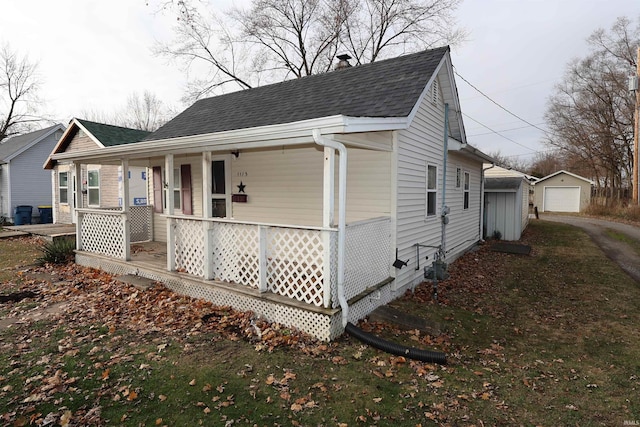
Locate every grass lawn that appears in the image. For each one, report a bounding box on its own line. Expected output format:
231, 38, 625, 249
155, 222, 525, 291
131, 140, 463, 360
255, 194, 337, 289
0, 220, 639, 426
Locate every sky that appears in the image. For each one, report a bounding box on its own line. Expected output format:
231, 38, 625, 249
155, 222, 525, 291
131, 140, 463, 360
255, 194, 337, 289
1, 0, 639, 163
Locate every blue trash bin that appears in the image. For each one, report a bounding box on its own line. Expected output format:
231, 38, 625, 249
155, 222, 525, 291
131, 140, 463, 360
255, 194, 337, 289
14, 205, 33, 225
38, 205, 53, 224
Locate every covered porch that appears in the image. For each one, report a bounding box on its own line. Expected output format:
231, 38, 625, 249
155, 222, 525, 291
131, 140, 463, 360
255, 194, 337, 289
53, 126, 396, 340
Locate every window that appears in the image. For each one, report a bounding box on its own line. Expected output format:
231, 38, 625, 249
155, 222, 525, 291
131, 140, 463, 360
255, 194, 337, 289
455, 167, 462, 189
87, 170, 100, 206
59, 172, 68, 204
172, 168, 181, 210
211, 160, 226, 217
463, 171, 470, 210
426, 164, 437, 217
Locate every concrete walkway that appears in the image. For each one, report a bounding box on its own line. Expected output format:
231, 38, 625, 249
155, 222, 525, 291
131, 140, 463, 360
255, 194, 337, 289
0, 223, 76, 241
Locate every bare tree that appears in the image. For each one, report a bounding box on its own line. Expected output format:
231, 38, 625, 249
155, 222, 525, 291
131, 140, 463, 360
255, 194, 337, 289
487, 150, 531, 173
80, 90, 172, 132
233, 0, 347, 78
341, 0, 466, 65
0, 45, 42, 143
544, 16, 638, 201
117, 91, 170, 132
153, 0, 465, 101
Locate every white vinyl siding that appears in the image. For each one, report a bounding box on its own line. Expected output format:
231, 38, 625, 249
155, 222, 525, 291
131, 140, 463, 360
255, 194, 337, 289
231, 145, 391, 226
395, 92, 483, 291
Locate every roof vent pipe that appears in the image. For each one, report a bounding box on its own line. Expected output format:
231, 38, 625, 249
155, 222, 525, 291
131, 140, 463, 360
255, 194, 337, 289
335, 54, 352, 70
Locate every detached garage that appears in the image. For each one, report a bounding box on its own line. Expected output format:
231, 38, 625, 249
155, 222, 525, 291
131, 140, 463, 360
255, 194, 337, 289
533, 170, 593, 213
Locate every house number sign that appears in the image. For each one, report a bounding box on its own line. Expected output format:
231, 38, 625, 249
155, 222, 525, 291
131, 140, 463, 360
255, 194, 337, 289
236, 171, 248, 177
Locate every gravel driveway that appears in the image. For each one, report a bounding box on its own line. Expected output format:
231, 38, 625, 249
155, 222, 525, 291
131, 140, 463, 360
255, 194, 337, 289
540, 214, 640, 283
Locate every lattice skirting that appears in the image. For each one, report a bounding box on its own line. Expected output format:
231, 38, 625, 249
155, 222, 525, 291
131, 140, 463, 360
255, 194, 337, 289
75, 253, 398, 341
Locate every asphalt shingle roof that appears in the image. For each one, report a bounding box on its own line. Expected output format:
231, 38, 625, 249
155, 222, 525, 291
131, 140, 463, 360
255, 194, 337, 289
0, 125, 63, 162
146, 46, 449, 141
76, 119, 151, 146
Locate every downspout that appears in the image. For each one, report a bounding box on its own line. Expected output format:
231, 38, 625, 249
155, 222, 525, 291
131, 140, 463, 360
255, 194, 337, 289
480, 163, 496, 241
441, 104, 449, 255
312, 129, 349, 327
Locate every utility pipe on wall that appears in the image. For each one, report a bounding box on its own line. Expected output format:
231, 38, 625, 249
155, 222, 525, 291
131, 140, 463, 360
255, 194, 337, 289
312, 129, 349, 327
441, 103, 449, 255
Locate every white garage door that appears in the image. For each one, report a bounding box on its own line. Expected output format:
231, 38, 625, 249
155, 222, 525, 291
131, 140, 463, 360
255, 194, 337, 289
544, 187, 580, 212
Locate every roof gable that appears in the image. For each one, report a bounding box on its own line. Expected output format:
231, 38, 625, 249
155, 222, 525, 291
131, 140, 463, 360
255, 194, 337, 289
535, 169, 594, 185
0, 124, 64, 163
44, 119, 151, 169
146, 46, 450, 141
76, 119, 150, 147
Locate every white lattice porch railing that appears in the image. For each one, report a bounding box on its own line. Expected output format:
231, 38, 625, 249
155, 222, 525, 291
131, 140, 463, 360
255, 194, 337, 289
77, 208, 129, 259
76, 206, 153, 259
129, 205, 153, 243
334, 217, 392, 308
169, 216, 338, 307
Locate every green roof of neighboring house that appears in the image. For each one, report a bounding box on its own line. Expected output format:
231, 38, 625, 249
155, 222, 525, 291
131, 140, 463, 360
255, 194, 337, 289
76, 119, 150, 146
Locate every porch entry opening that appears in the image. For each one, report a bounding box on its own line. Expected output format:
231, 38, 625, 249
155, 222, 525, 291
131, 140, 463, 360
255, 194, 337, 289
212, 159, 227, 217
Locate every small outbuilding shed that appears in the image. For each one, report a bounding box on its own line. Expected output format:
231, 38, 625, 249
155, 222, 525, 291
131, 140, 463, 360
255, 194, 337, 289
533, 170, 593, 213
484, 176, 532, 241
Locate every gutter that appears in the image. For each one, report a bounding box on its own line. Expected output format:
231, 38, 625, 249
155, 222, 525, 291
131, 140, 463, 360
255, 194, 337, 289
312, 129, 349, 328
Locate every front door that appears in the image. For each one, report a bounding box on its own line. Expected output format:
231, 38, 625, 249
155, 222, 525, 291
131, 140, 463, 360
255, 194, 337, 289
211, 156, 231, 218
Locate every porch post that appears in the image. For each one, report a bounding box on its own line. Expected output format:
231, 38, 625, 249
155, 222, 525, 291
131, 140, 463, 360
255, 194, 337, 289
121, 159, 131, 261
74, 163, 83, 251
202, 152, 214, 280
165, 154, 175, 271
322, 147, 335, 308
258, 226, 268, 292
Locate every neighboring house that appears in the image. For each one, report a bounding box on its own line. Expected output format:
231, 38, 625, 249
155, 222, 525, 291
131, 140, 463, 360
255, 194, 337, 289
0, 124, 65, 224
483, 165, 535, 241
44, 119, 150, 224
47, 46, 493, 340
533, 170, 594, 213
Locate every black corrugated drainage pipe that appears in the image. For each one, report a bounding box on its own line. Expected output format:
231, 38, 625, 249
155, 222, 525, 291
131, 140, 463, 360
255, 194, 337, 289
345, 322, 447, 365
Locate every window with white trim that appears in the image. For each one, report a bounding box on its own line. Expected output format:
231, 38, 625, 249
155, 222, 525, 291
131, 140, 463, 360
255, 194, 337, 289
59, 172, 68, 204
463, 171, 470, 210
87, 170, 100, 206
163, 168, 182, 210
426, 164, 437, 217
456, 167, 462, 189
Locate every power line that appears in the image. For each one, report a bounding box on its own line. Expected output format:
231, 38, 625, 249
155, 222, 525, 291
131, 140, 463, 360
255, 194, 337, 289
468, 123, 547, 137
463, 112, 537, 153
454, 68, 555, 138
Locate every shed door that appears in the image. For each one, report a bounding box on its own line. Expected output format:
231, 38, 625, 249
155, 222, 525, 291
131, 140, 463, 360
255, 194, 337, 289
543, 187, 580, 212
484, 192, 519, 241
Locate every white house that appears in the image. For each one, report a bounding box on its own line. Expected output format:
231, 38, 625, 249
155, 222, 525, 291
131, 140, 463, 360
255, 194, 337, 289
45, 47, 493, 340
0, 124, 65, 224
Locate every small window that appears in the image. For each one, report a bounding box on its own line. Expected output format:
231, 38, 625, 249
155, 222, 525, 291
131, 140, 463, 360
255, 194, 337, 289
463, 171, 470, 210
456, 167, 462, 189
426, 164, 437, 217
59, 172, 68, 204
87, 170, 100, 206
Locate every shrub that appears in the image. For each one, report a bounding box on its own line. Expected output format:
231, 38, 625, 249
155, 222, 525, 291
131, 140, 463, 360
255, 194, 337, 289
36, 238, 76, 265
